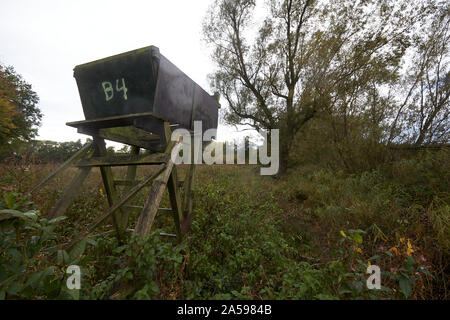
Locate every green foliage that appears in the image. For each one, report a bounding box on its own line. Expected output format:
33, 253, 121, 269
91, 232, 183, 299
280, 149, 448, 298
0, 149, 446, 300
333, 228, 433, 299
0, 197, 62, 299
0, 0, 447, 301
1, 191, 34, 212
0, 64, 42, 159
203, 0, 448, 175
183, 184, 294, 299
0, 192, 95, 299
28, 140, 84, 163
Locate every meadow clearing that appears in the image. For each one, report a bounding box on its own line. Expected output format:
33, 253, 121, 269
0, 148, 448, 300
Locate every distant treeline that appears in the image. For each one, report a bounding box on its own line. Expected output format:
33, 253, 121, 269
28, 139, 85, 163
0, 139, 117, 164
2, 136, 447, 166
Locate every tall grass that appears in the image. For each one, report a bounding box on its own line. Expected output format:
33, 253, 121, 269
0, 149, 448, 299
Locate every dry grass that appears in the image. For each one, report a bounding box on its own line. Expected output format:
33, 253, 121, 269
0, 149, 448, 299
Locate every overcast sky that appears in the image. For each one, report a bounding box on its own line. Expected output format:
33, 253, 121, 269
0, 0, 249, 145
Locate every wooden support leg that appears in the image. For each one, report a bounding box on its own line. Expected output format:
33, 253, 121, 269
47, 167, 92, 219
63, 165, 165, 251
133, 162, 173, 237
181, 139, 196, 233
93, 138, 124, 241
119, 146, 140, 231
134, 124, 182, 237
167, 167, 182, 241
164, 121, 183, 240
183, 162, 195, 219
30, 142, 93, 194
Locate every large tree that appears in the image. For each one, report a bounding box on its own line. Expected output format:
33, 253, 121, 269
388, 4, 450, 146
0, 64, 42, 156
203, 0, 436, 174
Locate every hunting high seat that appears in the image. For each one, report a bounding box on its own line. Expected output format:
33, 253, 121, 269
31, 46, 219, 245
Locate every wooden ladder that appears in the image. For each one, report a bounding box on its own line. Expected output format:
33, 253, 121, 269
30, 120, 195, 248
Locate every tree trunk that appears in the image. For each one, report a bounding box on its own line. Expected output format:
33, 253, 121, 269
277, 139, 290, 177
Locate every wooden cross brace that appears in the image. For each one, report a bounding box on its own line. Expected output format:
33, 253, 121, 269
30, 121, 195, 249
